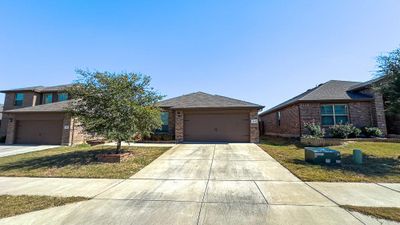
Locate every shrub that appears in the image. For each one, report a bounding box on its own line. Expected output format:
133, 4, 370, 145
143, 133, 175, 141
303, 121, 325, 138
349, 127, 362, 138
329, 124, 358, 139
363, 127, 383, 137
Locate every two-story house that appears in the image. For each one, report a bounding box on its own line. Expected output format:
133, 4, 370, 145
0, 85, 86, 145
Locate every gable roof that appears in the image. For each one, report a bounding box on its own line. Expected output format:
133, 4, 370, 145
1, 84, 72, 93
157, 92, 264, 109
4, 100, 72, 113
348, 76, 386, 91
260, 80, 373, 115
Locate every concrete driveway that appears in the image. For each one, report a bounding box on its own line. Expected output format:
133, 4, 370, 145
0, 144, 59, 158
0, 144, 365, 225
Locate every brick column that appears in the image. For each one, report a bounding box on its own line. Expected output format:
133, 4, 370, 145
175, 110, 184, 143
5, 114, 16, 144
61, 116, 73, 146
249, 109, 260, 143
373, 92, 388, 136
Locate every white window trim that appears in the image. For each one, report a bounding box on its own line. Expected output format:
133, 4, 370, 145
321, 104, 349, 125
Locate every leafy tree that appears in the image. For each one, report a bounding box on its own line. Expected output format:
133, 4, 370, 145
375, 47, 400, 114
67, 70, 163, 153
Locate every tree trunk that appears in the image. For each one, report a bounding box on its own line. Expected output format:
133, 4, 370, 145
116, 140, 122, 154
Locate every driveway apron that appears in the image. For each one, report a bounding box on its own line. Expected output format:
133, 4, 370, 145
0, 144, 365, 225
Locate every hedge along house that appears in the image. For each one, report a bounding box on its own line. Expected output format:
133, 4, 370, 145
0, 85, 87, 145
156, 92, 264, 143
259, 78, 393, 138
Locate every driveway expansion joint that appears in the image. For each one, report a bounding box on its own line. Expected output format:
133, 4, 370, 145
196, 144, 216, 225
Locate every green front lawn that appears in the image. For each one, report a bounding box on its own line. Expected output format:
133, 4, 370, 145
258, 137, 400, 182
341, 205, 400, 222
0, 195, 88, 218
0, 145, 171, 179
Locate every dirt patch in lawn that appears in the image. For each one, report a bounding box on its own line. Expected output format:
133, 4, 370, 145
0, 145, 171, 179
0, 195, 89, 218
258, 137, 400, 182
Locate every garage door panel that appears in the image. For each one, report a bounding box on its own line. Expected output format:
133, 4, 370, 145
16, 120, 63, 145
184, 112, 250, 142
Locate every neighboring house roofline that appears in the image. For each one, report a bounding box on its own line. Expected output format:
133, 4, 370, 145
4, 100, 72, 113
259, 98, 373, 116
259, 79, 374, 116
348, 76, 386, 91
0, 84, 73, 93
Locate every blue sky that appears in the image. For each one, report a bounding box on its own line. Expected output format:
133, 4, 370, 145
0, 0, 399, 110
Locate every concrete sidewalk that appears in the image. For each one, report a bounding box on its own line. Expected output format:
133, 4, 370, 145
0, 144, 399, 225
0, 145, 59, 158
308, 182, 400, 207
0, 177, 124, 198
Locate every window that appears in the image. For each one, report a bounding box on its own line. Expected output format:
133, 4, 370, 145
321, 104, 349, 126
276, 111, 281, 126
159, 112, 169, 132
14, 93, 24, 106
43, 93, 53, 104
58, 93, 69, 102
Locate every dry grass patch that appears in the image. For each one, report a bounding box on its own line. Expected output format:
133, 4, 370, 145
0, 145, 171, 179
342, 205, 400, 222
258, 137, 400, 182
0, 195, 88, 218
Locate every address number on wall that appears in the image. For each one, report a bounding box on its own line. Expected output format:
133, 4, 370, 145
251, 119, 258, 124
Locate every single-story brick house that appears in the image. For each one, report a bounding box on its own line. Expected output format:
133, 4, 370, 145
156, 92, 264, 143
1, 87, 264, 144
0, 85, 86, 145
259, 78, 396, 138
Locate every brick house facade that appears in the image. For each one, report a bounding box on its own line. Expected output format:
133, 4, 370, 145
157, 92, 263, 143
260, 80, 390, 137
0, 85, 87, 145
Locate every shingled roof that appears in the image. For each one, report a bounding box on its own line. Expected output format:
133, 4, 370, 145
260, 80, 373, 115
4, 100, 72, 113
157, 92, 264, 109
348, 76, 386, 91
1, 84, 72, 93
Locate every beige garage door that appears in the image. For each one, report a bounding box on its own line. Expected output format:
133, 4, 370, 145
16, 120, 63, 145
184, 111, 250, 142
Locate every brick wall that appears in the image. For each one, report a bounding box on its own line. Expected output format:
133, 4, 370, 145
62, 117, 92, 146
348, 102, 373, 127
360, 88, 388, 135
175, 110, 184, 142
260, 104, 301, 137
1, 92, 40, 137
249, 109, 260, 143
387, 114, 400, 134
299, 103, 321, 136
4, 114, 16, 144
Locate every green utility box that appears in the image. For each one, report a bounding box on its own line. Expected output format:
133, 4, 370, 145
305, 147, 341, 165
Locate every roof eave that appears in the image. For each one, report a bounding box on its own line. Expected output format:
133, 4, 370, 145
4, 110, 67, 113
167, 106, 264, 110
260, 98, 373, 116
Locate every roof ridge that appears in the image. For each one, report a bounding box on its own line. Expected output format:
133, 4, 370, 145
213, 94, 262, 106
